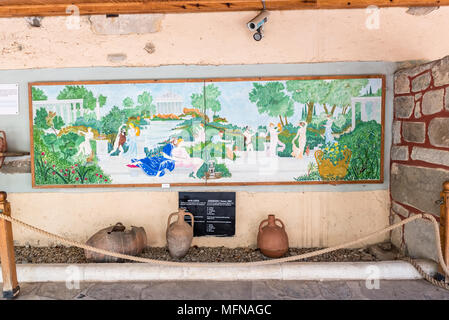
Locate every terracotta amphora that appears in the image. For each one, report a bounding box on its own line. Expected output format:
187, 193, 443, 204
257, 214, 289, 258
0, 131, 7, 168
166, 209, 194, 259
85, 222, 147, 263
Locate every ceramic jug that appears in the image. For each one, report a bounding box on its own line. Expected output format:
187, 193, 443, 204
257, 214, 289, 258
166, 209, 195, 259
85, 222, 147, 262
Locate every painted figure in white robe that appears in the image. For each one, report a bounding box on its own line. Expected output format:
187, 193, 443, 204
76, 127, 94, 159
291, 121, 308, 159
171, 138, 204, 178
324, 115, 335, 144
267, 123, 285, 157
193, 123, 205, 145
243, 126, 254, 152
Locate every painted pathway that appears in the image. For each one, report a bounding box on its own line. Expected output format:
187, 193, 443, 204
95, 151, 316, 185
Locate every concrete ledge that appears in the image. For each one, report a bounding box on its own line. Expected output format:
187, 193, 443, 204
0, 260, 438, 283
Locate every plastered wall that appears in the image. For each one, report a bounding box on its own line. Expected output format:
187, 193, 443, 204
2, 7, 438, 248
1, 8, 449, 69
7, 191, 389, 248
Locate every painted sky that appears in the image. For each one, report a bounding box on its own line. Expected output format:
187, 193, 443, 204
35, 82, 205, 116
34, 78, 382, 128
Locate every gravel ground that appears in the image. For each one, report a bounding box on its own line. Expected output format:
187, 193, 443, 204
5, 244, 393, 264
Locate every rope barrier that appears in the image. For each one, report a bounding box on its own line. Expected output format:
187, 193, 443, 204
1, 211, 449, 289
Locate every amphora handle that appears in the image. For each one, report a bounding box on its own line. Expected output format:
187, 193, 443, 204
167, 209, 195, 229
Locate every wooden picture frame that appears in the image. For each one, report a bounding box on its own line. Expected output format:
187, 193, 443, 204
29, 75, 385, 188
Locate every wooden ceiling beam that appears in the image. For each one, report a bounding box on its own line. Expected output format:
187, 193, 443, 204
0, 0, 446, 17
319, 0, 446, 9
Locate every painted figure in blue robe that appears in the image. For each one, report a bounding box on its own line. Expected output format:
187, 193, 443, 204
130, 142, 175, 177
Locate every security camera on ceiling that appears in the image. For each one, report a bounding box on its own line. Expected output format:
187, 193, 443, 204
247, 11, 270, 41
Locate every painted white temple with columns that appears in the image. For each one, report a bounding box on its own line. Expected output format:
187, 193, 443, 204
350, 96, 382, 131
33, 98, 102, 125
154, 92, 184, 115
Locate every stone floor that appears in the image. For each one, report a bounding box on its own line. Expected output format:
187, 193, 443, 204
2, 280, 449, 300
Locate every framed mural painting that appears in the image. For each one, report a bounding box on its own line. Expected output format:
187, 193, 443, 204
29, 75, 385, 188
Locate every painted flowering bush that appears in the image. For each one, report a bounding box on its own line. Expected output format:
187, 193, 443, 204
313, 141, 352, 181
320, 142, 350, 166
339, 121, 382, 181
33, 130, 111, 185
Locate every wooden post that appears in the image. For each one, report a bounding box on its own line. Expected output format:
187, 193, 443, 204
0, 192, 20, 299
439, 182, 449, 283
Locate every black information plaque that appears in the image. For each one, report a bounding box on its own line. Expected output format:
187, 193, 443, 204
178, 192, 235, 237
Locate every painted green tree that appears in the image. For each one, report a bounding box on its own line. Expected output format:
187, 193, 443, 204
32, 87, 48, 101
101, 106, 127, 135
34, 108, 51, 129
300, 106, 308, 120
249, 82, 294, 127
363, 86, 382, 97
123, 97, 134, 108
59, 132, 83, 160
34, 108, 64, 133
57, 85, 97, 111
191, 84, 222, 118
326, 79, 369, 115
98, 94, 107, 108
34, 108, 65, 152
286, 80, 330, 124
52, 115, 65, 131
137, 91, 156, 117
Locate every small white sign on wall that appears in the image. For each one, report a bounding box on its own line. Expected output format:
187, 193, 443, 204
0, 84, 19, 115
